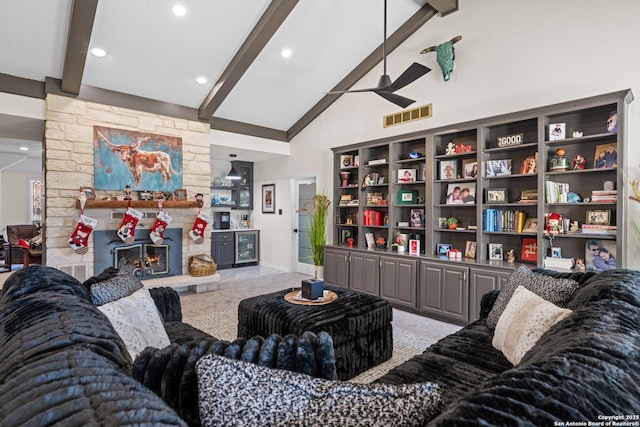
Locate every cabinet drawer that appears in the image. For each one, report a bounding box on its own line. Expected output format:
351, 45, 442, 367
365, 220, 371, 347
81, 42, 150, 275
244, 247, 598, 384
214, 232, 234, 243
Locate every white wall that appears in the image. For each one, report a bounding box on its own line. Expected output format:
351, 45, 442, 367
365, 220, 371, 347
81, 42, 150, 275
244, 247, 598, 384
0, 170, 41, 231
253, 0, 640, 270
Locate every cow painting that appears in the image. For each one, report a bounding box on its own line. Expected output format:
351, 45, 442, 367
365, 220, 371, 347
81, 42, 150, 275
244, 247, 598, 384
94, 126, 183, 191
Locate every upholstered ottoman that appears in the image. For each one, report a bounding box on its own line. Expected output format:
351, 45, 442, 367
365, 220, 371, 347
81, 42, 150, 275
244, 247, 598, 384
237, 284, 393, 380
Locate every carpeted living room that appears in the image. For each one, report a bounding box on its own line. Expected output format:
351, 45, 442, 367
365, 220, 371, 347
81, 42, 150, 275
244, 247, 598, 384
2, 1, 640, 426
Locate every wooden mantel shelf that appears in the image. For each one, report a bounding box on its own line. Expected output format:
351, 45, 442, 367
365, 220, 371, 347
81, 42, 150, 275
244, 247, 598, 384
75, 200, 200, 209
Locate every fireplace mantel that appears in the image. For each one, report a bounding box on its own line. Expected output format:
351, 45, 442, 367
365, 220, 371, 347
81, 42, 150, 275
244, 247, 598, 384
75, 200, 200, 209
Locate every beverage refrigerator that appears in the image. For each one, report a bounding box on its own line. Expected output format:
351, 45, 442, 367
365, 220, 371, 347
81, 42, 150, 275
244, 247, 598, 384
234, 230, 259, 266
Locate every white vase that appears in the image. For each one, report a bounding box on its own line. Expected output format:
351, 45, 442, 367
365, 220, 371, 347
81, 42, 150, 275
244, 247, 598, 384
315, 265, 324, 279
397, 245, 406, 253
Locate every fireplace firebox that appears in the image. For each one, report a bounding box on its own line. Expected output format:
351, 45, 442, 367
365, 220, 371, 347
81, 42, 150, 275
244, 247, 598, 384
94, 229, 182, 278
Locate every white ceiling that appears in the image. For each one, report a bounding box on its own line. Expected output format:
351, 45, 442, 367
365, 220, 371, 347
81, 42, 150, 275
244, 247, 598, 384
0, 0, 457, 170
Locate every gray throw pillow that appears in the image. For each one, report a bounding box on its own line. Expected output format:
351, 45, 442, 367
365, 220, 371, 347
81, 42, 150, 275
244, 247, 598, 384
197, 354, 442, 427
486, 264, 579, 329
90, 271, 143, 306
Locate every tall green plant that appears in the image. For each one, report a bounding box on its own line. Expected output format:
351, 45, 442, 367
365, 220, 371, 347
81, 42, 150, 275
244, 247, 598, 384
299, 193, 331, 266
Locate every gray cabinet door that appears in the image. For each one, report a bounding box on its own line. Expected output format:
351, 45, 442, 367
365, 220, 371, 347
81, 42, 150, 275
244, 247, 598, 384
324, 247, 350, 288
469, 267, 511, 322
419, 261, 469, 324
380, 256, 417, 309
350, 252, 380, 296
212, 232, 235, 268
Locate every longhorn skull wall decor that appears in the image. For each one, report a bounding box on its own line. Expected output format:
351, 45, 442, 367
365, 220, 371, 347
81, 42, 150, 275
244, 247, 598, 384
421, 35, 462, 81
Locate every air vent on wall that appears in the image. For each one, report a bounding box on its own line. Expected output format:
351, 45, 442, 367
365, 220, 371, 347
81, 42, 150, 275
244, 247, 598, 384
383, 103, 432, 128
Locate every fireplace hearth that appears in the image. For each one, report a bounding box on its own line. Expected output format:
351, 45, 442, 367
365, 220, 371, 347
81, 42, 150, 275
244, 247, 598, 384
94, 229, 182, 279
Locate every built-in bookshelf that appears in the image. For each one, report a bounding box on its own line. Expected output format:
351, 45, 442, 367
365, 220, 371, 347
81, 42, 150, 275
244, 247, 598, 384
331, 90, 632, 272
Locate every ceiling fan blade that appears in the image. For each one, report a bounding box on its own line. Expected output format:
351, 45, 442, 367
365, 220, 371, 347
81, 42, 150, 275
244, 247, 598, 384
327, 87, 378, 95
375, 91, 416, 109
386, 63, 431, 93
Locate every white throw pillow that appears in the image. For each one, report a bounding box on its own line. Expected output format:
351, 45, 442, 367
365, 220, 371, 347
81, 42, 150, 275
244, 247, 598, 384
493, 285, 572, 365
98, 287, 171, 360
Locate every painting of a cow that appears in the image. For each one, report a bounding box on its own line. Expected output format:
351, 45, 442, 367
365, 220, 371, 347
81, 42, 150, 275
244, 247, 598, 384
94, 126, 183, 191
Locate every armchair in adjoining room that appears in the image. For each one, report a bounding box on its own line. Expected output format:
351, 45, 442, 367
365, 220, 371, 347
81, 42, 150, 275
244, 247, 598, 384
3, 224, 42, 268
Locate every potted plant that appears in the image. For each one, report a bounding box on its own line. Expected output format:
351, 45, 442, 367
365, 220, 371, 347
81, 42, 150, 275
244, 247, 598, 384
447, 217, 459, 229
391, 231, 409, 252
298, 193, 331, 278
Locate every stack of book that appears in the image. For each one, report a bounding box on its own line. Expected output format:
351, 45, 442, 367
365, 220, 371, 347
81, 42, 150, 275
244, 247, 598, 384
543, 256, 575, 272
483, 209, 527, 232
518, 189, 538, 204
545, 181, 570, 203
581, 224, 617, 236
590, 190, 617, 203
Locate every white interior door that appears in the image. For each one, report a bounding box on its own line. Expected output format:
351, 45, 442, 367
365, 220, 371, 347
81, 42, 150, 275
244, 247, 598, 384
291, 176, 317, 275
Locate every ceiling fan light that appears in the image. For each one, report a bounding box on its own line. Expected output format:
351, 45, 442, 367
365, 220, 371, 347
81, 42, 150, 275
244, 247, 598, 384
225, 166, 241, 180
377, 74, 392, 89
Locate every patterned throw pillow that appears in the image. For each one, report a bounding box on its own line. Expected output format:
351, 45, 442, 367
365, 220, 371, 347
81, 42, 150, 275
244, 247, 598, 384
90, 271, 143, 306
197, 354, 443, 427
98, 287, 171, 360
492, 285, 572, 365
486, 264, 579, 329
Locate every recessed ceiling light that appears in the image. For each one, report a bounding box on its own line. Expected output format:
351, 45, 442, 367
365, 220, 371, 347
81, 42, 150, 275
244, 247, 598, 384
19, 146, 29, 151
172, 4, 186, 16
90, 48, 107, 58
196, 76, 208, 84
281, 48, 292, 58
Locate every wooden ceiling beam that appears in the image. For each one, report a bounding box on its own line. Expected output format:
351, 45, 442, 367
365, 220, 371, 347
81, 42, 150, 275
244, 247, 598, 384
426, 0, 459, 16
60, 0, 98, 95
198, 0, 299, 120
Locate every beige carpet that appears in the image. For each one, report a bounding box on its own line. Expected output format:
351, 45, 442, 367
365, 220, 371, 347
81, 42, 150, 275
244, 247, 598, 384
183, 309, 438, 384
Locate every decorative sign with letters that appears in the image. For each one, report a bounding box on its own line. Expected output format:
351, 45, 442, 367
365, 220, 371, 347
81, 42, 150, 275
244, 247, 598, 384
497, 133, 524, 147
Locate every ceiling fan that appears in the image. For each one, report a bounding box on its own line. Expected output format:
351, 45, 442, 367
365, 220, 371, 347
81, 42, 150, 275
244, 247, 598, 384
327, 0, 431, 108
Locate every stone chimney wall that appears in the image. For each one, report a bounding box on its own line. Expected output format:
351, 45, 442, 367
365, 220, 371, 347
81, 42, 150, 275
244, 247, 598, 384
44, 94, 211, 279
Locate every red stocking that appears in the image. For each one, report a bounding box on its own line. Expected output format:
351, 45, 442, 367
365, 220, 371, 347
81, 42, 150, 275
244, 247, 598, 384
189, 211, 211, 244
150, 211, 172, 245
117, 207, 143, 244
68, 215, 98, 255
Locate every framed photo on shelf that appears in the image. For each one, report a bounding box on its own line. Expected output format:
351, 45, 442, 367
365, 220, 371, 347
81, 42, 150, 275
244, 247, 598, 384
464, 241, 477, 259
418, 163, 426, 181
409, 239, 420, 256
445, 183, 476, 205
138, 190, 153, 200
80, 186, 96, 200
484, 159, 512, 177
340, 229, 352, 243
410, 209, 425, 227
175, 188, 187, 201
436, 243, 452, 256
365, 232, 375, 249
439, 160, 457, 180
262, 184, 275, 213
593, 143, 617, 169
484, 188, 508, 203
340, 155, 353, 168
438, 217, 447, 229
585, 239, 617, 272
488, 243, 503, 260
549, 123, 566, 141
398, 169, 417, 182
586, 209, 611, 225
522, 218, 538, 233
521, 238, 537, 262
462, 160, 478, 179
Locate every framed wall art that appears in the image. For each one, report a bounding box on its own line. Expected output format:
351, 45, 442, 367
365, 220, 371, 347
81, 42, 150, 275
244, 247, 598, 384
262, 184, 276, 213
93, 126, 183, 191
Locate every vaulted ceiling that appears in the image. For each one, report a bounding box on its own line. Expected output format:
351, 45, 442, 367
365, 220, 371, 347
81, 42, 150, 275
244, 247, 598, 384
0, 0, 458, 170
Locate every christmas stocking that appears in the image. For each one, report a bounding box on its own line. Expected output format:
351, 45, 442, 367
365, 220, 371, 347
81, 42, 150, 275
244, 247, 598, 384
68, 215, 98, 255
117, 207, 143, 244
189, 211, 212, 244
150, 211, 172, 245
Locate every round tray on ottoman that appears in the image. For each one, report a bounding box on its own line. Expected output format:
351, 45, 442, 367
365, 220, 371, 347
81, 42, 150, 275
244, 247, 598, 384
237, 284, 393, 380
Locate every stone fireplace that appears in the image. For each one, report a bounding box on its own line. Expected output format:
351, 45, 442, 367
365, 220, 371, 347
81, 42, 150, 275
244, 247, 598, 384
43, 94, 213, 286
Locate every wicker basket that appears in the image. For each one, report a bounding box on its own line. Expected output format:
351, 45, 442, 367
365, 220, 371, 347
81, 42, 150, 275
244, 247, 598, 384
188, 254, 217, 277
